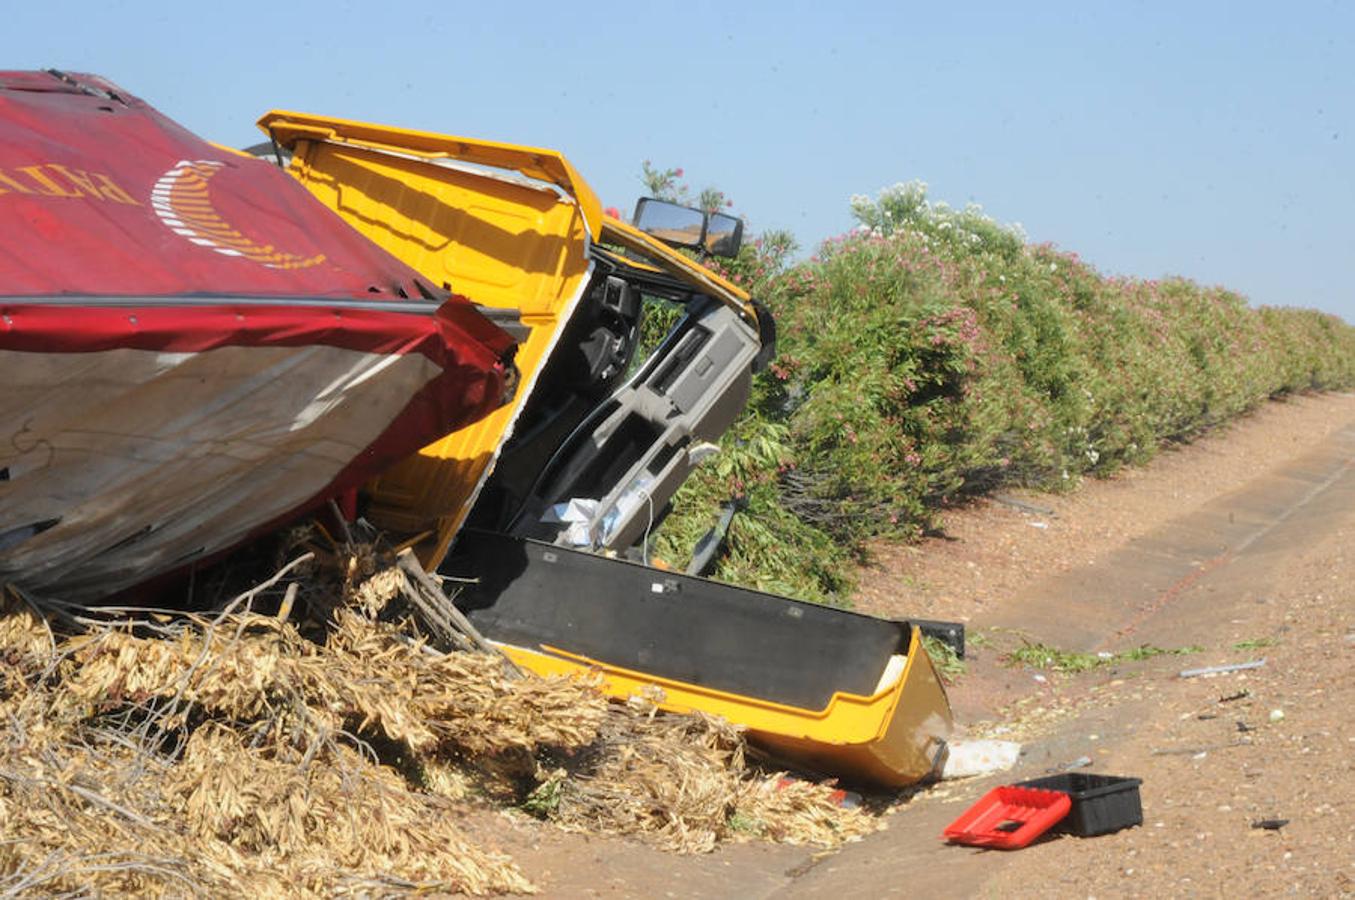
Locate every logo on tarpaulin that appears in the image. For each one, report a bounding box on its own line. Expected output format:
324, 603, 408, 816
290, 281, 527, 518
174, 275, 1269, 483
152, 160, 326, 270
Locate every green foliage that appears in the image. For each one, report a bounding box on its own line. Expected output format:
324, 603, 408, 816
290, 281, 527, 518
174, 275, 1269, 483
849, 181, 1026, 261
698, 186, 732, 216
629, 296, 684, 377
1005, 642, 1106, 673
653, 411, 855, 603
1119, 644, 1204, 660
520, 773, 565, 817
640, 160, 688, 204
640, 161, 734, 214
653, 179, 1355, 604
1003, 641, 1200, 673
921, 635, 966, 683
707, 229, 799, 295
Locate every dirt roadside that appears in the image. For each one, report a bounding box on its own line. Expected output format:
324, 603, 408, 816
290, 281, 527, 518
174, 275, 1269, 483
793, 391, 1355, 898
855, 392, 1355, 630
470, 392, 1355, 897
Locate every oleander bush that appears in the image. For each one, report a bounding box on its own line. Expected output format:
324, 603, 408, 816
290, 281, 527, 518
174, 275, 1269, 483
655, 181, 1355, 603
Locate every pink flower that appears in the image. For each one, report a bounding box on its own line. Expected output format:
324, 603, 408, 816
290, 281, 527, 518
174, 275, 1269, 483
674, 168, 684, 177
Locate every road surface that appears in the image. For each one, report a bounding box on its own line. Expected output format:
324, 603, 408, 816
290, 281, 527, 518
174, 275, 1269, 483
475, 394, 1355, 897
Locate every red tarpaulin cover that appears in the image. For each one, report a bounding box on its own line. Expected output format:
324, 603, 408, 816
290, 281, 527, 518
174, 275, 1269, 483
0, 69, 452, 301
0, 71, 519, 599
0, 68, 515, 442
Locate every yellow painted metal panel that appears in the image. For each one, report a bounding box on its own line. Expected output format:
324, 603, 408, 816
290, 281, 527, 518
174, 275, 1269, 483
279, 133, 593, 565
258, 110, 603, 243
264, 112, 945, 786
497, 626, 953, 787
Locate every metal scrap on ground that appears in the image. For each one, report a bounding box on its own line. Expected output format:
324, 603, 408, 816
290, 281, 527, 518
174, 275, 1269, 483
1178, 660, 1267, 678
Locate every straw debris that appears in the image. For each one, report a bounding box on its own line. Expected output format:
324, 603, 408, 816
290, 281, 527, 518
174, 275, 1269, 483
0, 548, 880, 896
545, 694, 881, 853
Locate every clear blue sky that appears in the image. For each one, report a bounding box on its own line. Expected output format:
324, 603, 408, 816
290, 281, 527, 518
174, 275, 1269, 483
7, 1, 1352, 320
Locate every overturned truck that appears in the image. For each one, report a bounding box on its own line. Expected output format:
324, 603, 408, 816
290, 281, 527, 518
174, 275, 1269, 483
0, 70, 952, 787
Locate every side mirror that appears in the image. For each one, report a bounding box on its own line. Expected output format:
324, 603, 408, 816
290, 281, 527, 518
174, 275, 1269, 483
704, 212, 743, 258
633, 198, 705, 250
632, 198, 744, 258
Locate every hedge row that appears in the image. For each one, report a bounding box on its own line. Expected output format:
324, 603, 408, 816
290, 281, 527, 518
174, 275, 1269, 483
656, 183, 1355, 603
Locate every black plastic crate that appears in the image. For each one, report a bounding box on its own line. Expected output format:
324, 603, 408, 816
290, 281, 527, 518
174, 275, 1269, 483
1016, 773, 1143, 836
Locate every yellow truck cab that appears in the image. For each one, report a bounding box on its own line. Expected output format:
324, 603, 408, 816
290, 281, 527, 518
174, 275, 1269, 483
258, 111, 767, 566
257, 112, 953, 788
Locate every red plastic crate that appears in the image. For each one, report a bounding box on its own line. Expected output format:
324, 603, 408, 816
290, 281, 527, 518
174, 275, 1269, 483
943, 786, 1072, 849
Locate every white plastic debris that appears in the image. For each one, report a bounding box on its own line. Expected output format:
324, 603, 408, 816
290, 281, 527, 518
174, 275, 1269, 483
687, 441, 721, 465
941, 739, 1022, 779
540, 498, 600, 547
1269, 709, 1285, 723
1179, 659, 1266, 678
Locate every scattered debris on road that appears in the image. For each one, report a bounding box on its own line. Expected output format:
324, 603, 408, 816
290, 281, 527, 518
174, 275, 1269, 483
1150, 741, 1251, 756
990, 495, 1057, 517
1178, 659, 1267, 678
1017, 773, 1144, 837
1251, 818, 1290, 831
942, 773, 1143, 848
941, 739, 1023, 778
943, 785, 1071, 849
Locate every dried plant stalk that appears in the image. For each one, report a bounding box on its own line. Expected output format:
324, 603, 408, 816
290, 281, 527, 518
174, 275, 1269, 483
0, 548, 879, 896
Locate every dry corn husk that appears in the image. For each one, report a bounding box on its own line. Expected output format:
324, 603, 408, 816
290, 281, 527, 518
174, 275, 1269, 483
545, 694, 880, 853
0, 553, 880, 896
